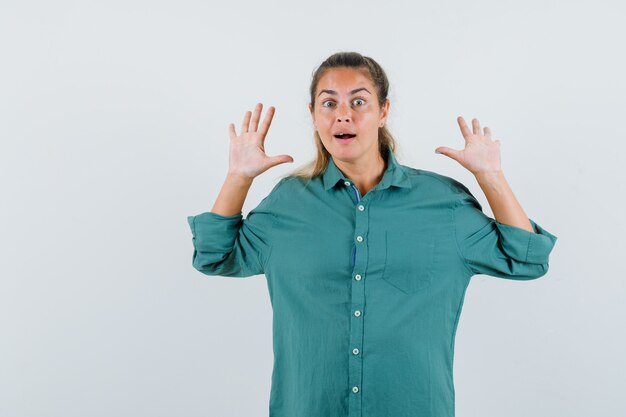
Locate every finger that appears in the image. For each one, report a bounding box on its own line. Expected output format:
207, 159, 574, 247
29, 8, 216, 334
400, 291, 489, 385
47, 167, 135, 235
457, 116, 472, 140
241, 110, 252, 134
229, 123, 237, 140
484, 126, 491, 137
258, 106, 275, 137
435, 146, 462, 162
249, 103, 263, 132
266, 154, 294, 168
472, 118, 481, 136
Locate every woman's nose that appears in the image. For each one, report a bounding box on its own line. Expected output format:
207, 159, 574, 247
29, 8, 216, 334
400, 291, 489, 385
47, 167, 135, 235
336, 103, 351, 122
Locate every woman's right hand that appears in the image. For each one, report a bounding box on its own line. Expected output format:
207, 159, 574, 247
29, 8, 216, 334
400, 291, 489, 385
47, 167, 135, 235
227, 103, 294, 181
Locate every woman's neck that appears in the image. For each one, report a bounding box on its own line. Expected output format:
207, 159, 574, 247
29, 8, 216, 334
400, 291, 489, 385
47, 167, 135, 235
333, 151, 387, 197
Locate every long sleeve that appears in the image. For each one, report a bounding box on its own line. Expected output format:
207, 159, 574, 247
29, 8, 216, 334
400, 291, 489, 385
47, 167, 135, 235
452, 189, 558, 280
186, 191, 277, 278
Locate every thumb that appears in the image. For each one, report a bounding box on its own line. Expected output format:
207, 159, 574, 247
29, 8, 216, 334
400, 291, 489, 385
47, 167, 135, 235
435, 147, 462, 162
266, 154, 294, 168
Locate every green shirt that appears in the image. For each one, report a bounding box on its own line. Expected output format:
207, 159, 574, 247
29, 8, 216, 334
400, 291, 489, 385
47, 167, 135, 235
186, 146, 558, 417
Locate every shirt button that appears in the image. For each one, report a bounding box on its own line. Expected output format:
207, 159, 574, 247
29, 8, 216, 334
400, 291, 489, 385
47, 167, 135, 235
356, 236, 363, 242
344, 181, 350, 186
358, 204, 364, 211
355, 274, 362, 281
352, 348, 360, 355
352, 386, 359, 393
354, 310, 361, 317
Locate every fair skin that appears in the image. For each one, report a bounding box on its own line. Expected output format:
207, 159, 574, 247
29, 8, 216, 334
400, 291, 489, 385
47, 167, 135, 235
211, 67, 535, 233
308, 67, 390, 196
210, 102, 292, 217
436, 117, 534, 232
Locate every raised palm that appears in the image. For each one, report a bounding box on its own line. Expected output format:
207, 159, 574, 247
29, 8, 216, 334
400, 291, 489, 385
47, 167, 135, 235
435, 116, 502, 175
228, 103, 293, 180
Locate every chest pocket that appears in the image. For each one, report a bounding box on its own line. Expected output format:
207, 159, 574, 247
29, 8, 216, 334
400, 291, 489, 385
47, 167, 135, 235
382, 230, 435, 294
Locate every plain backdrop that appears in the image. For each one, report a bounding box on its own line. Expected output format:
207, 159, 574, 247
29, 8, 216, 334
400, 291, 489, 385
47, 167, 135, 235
1, 1, 625, 416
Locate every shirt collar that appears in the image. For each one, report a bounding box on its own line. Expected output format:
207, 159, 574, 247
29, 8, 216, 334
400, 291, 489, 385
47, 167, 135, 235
322, 145, 412, 191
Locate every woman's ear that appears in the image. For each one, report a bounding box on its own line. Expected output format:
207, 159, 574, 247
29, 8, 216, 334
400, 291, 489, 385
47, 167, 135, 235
309, 103, 316, 128
379, 99, 390, 126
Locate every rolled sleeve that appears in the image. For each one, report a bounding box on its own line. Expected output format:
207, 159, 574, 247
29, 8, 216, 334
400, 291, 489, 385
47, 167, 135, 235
495, 219, 558, 265
453, 191, 558, 280
186, 193, 276, 278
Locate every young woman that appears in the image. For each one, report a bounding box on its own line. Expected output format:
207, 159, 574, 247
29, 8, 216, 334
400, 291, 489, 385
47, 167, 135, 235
187, 51, 558, 417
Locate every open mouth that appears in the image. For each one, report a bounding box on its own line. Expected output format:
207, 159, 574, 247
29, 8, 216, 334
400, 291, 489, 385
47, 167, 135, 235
334, 133, 356, 139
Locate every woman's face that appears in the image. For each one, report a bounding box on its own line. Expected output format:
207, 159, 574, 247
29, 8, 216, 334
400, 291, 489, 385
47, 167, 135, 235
310, 67, 389, 164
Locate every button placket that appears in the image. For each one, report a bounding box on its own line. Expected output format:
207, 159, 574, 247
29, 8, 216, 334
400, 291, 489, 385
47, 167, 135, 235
345, 180, 366, 414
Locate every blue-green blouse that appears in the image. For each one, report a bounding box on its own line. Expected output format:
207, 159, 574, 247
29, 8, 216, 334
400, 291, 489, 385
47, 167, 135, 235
186, 146, 558, 417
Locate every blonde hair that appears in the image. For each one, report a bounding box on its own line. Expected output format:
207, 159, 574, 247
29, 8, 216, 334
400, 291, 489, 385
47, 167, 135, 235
281, 51, 400, 183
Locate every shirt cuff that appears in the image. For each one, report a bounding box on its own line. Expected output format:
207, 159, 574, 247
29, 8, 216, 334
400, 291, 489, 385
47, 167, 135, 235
494, 219, 558, 264
187, 211, 244, 251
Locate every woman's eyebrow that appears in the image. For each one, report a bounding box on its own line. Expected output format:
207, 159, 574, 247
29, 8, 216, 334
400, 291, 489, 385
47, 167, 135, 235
318, 87, 371, 97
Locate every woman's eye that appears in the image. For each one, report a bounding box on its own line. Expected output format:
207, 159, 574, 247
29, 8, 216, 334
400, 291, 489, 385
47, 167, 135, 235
321, 99, 364, 108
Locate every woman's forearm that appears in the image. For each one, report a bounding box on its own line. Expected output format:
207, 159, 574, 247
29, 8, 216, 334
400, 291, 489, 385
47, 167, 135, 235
474, 170, 535, 233
210, 173, 254, 217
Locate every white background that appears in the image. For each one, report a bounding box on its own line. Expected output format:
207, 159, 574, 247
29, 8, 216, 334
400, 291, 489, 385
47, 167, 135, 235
2, 1, 624, 416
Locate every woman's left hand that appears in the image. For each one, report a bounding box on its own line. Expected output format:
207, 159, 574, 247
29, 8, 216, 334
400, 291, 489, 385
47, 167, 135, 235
435, 116, 502, 175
